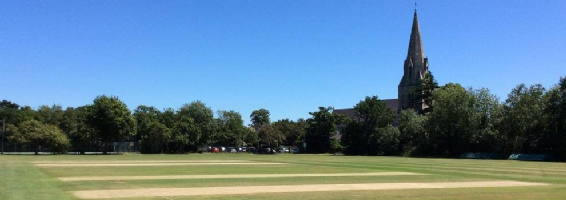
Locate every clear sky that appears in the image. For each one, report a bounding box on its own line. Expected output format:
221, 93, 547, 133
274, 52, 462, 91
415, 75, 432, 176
1, 1, 565, 124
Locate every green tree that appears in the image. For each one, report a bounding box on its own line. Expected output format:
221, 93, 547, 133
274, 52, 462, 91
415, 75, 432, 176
250, 109, 270, 130
243, 126, 259, 147
140, 121, 171, 154
257, 124, 284, 147
341, 96, 397, 155
501, 84, 545, 155
468, 88, 503, 153
158, 108, 177, 128
87, 95, 136, 154
305, 107, 343, 153
398, 109, 427, 156
134, 105, 170, 153
216, 110, 246, 147
330, 138, 342, 154
7, 120, 70, 154
177, 101, 215, 151
541, 77, 566, 159
415, 72, 439, 114
60, 106, 95, 153
36, 104, 64, 126
0, 100, 36, 126
170, 116, 195, 153
426, 83, 475, 157
273, 119, 306, 146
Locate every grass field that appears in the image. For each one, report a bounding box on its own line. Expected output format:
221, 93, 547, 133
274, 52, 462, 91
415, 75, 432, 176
1, 154, 566, 200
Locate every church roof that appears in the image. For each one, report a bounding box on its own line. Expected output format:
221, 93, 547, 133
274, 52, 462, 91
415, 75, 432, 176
407, 10, 425, 63
333, 99, 398, 119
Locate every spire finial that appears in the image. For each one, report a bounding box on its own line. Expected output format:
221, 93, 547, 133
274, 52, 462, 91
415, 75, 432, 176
415, 1, 417, 11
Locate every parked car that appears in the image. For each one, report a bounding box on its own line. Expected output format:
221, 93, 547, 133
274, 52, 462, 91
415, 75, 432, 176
226, 147, 237, 153
278, 147, 289, 153
291, 147, 300, 154
255, 146, 275, 154
247, 147, 255, 153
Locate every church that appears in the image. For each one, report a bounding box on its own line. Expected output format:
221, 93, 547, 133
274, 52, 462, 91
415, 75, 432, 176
334, 10, 432, 118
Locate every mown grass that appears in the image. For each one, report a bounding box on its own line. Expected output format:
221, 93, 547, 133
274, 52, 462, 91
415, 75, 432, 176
1, 154, 565, 200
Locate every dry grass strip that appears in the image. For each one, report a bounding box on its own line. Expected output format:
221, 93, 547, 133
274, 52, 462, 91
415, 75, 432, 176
59, 172, 424, 182
35, 162, 284, 167
30, 160, 250, 164
73, 181, 548, 199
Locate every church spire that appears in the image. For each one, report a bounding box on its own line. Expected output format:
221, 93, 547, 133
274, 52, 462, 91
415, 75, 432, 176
399, 9, 430, 113
407, 10, 425, 63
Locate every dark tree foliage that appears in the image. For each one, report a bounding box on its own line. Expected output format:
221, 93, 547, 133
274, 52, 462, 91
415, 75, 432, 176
258, 124, 284, 147
426, 83, 475, 157
250, 108, 270, 130
341, 96, 398, 155
272, 119, 306, 147
159, 108, 177, 129
305, 107, 344, 153
216, 110, 247, 147
87, 95, 136, 153
0, 100, 35, 125
501, 84, 546, 155
541, 77, 566, 159
398, 109, 427, 156
175, 101, 215, 151
36, 104, 64, 126
415, 72, 439, 114
60, 106, 95, 153
135, 105, 171, 153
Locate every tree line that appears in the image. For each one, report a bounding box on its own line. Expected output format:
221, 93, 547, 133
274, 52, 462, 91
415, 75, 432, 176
340, 76, 566, 160
1, 76, 565, 160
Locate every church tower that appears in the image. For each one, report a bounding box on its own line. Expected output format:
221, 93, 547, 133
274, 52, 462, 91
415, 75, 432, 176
398, 10, 430, 113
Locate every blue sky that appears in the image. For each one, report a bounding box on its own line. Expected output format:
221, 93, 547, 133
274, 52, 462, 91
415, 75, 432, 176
1, 1, 565, 124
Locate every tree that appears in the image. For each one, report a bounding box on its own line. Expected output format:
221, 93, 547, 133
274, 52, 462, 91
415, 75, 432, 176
7, 120, 70, 154
330, 138, 342, 154
177, 101, 215, 151
257, 124, 284, 147
36, 104, 64, 126
305, 107, 343, 153
158, 108, 177, 129
170, 116, 196, 153
0, 100, 35, 126
243, 126, 259, 147
468, 88, 503, 154
216, 110, 246, 147
250, 109, 270, 130
398, 109, 427, 156
87, 95, 136, 154
340, 96, 397, 155
140, 121, 171, 154
501, 84, 545, 155
426, 83, 475, 157
272, 119, 306, 147
541, 77, 566, 159
0, 100, 21, 125
415, 72, 439, 114
134, 105, 170, 153
60, 106, 95, 153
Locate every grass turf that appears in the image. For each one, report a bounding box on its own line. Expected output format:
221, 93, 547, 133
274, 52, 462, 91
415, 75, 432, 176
1, 154, 565, 200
